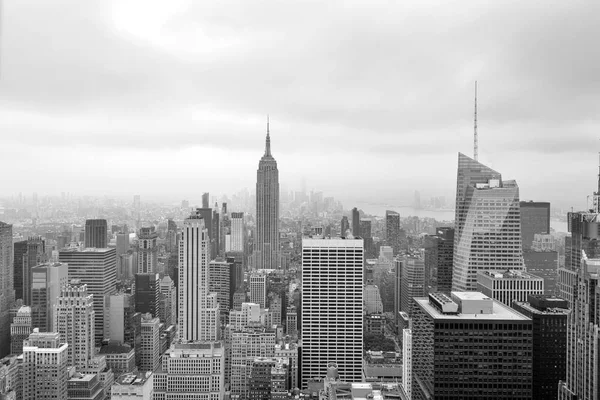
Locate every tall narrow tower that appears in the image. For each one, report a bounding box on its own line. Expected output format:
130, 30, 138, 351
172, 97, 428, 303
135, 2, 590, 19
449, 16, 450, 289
256, 118, 280, 269
474, 81, 478, 161
178, 210, 219, 342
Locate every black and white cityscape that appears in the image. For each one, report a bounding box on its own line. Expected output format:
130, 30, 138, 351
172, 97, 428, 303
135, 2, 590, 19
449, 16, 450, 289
1, 1, 599, 399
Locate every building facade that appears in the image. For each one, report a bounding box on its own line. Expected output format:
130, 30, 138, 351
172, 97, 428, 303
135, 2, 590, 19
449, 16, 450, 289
85, 219, 108, 249
423, 227, 454, 294
22, 331, 69, 400
385, 210, 401, 255
30, 262, 68, 332
520, 201, 550, 251
137, 227, 158, 274
301, 238, 364, 387
477, 269, 544, 307
0, 222, 14, 359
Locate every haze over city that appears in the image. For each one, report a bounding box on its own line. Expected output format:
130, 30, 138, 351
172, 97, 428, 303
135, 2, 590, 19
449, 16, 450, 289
0, 0, 599, 209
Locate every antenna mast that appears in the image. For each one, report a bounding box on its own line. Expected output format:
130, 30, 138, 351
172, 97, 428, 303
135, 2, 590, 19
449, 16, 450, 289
474, 81, 478, 161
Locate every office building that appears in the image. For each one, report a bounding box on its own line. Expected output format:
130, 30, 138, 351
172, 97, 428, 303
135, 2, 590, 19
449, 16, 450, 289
520, 201, 551, 250
17, 237, 46, 306
360, 219, 374, 256
137, 227, 158, 274
0, 222, 14, 359
269, 294, 282, 326
385, 210, 401, 254
178, 211, 219, 342
453, 153, 524, 292
59, 247, 117, 345
158, 276, 176, 327
139, 314, 160, 373
111, 372, 154, 400
134, 273, 159, 318
153, 342, 224, 399
513, 294, 568, 400
67, 373, 103, 400
13, 240, 27, 302
301, 238, 363, 387
99, 343, 136, 376
351, 208, 360, 238
477, 269, 544, 307
85, 219, 108, 249
256, 122, 280, 270
116, 233, 130, 281
558, 251, 600, 400
54, 280, 95, 368
30, 262, 68, 332
0, 354, 20, 399
227, 212, 245, 253
275, 342, 299, 390
285, 306, 297, 337
107, 293, 136, 345
394, 256, 402, 327
10, 306, 32, 355
250, 272, 267, 309
364, 285, 383, 314
209, 258, 232, 315
22, 331, 68, 400
423, 227, 454, 294
230, 328, 276, 397
195, 208, 214, 259
202, 192, 210, 209
400, 254, 425, 317
341, 216, 350, 238
402, 328, 413, 399
524, 246, 559, 296
270, 358, 291, 400
412, 292, 532, 399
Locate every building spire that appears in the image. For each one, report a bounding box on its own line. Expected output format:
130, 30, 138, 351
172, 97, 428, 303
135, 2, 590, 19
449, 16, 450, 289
265, 115, 271, 156
474, 81, 478, 162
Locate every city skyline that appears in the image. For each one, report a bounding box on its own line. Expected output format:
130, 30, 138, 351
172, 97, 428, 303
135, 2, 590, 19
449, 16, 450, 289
0, 1, 599, 209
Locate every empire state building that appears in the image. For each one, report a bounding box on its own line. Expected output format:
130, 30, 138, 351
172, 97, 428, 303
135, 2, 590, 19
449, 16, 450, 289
256, 121, 280, 270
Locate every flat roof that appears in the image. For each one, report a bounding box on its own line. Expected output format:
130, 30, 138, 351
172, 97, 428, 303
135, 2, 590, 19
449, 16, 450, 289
415, 297, 530, 321
451, 292, 490, 301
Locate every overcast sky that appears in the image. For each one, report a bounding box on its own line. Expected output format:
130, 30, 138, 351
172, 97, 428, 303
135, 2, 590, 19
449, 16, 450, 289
1, 0, 599, 209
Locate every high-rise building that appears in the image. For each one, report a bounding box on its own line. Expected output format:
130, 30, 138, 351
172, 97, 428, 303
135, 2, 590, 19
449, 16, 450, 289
364, 285, 383, 314
85, 219, 108, 249
275, 342, 299, 390
30, 262, 68, 332
137, 227, 158, 274
412, 292, 532, 399
351, 208, 360, 238
227, 212, 245, 253
134, 272, 159, 317
400, 254, 425, 317
209, 258, 232, 316
54, 280, 95, 368
248, 357, 277, 400
452, 153, 524, 292
111, 372, 154, 400
10, 306, 32, 355
115, 233, 130, 281
139, 314, 160, 373
256, 123, 280, 270
17, 237, 46, 306
525, 234, 560, 296
0, 222, 15, 359
385, 210, 401, 254
250, 272, 267, 309
22, 331, 68, 400
107, 293, 135, 345
285, 305, 298, 337
340, 216, 350, 238
423, 227, 455, 294
153, 342, 225, 399
477, 269, 544, 307
513, 294, 568, 400
520, 201, 551, 251
178, 211, 219, 342
59, 248, 117, 345
301, 238, 363, 387
13, 240, 27, 301
202, 192, 210, 209
558, 251, 600, 400
230, 327, 276, 397
158, 276, 176, 327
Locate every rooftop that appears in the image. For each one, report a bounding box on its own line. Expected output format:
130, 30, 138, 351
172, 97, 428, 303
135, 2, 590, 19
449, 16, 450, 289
415, 296, 529, 321
479, 269, 542, 280
115, 372, 151, 386
59, 247, 113, 253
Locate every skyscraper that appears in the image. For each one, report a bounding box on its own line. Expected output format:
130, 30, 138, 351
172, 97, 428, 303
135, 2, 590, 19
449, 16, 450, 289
412, 292, 533, 399
54, 280, 95, 368
452, 153, 524, 292
340, 216, 350, 238
0, 222, 14, 358
10, 305, 32, 355
59, 248, 117, 345
301, 237, 363, 387
520, 201, 551, 250
178, 210, 219, 342
423, 227, 454, 294
385, 210, 401, 254
250, 272, 267, 309
351, 208, 360, 238
139, 313, 160, 372
85, 219, 108, 249
400, 254, 426, 317
227, 212, 245, 253
256, 122, 280, 270
202, 192, 210, 209
18, 236, 46, 306
30, 262, 68, 332
134, 272, 159, 317
22, 331, 68, 400
137, 226, 158, 274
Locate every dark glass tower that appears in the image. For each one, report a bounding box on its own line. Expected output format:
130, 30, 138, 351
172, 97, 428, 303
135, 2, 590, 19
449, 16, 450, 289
256, 121, 280, 270
85, 219, 108, 248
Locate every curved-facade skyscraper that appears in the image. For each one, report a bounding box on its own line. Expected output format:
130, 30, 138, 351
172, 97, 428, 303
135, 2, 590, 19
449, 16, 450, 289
256, 123, 280, 270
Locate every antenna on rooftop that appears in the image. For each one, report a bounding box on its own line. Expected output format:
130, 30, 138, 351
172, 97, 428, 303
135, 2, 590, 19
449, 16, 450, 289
474, 81, 478, 162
